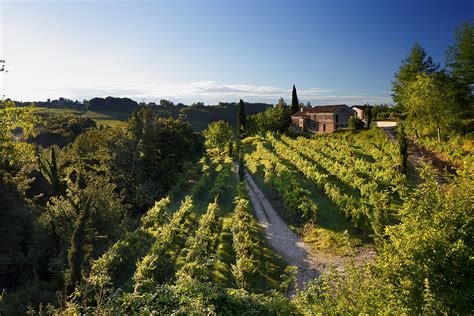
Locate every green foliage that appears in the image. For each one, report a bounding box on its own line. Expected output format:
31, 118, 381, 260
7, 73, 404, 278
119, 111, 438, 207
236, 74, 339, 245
446, 20, 474, 86
203, 120, 234, 155
0, 99, 37, 167
30, 113, 96, 148
371, 103, 398, 120
244, 130, 404, 238
280, 266, 298, 296
88, 229, 155, 292
231, 198, 257, 290
60, 107, 203, 210
398, 123, 408, 175
293, 264, 407, 314
177, 201, 222, 282
245, 135, 318, 222
392, 42, 439, 108
417, 135, 473, 166
378, 168, 474, 314
38, 146, 65, 194
348, 116, 363, 131
42, 172, 129, 297
401, 72, 467, 140
133, 196, 194, 291
64, 195, 92, 296
61, 278, 296, 315
209, 160, 233, 200
0, 171, 34, 289
140, 197, 170, 236
238, 155, 245, 182
247, 103, 291, 135
364, 103, 372, 129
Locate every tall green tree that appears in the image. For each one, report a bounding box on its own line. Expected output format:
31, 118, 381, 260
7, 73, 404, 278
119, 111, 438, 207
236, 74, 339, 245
364, 103, 372, 129
237, 99, 246, 138
392, 43, 439, 110
276, 97, 287, 108
203, 120, 234, 155
348, 116, 363, 131
402, 72, 465, 140
291, 85, 300, 113
446, 20, 474, 86
246, 105, 291, 134
125, 107, 203, 207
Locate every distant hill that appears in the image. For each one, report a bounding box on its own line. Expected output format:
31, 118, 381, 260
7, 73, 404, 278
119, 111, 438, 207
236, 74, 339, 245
14, 97, 273, 131
156, 102, 272, 131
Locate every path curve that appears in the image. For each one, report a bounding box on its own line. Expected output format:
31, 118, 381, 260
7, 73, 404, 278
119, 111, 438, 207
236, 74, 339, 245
381, 126, 454, 183
235, 163, 375, 296
243, 170, 320, 293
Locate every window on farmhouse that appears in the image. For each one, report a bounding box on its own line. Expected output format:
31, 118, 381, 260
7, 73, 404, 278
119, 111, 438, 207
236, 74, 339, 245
336, 114, 339, 123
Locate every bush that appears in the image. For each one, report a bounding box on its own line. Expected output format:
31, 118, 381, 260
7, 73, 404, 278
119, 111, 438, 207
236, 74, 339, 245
348, 116, 364, 131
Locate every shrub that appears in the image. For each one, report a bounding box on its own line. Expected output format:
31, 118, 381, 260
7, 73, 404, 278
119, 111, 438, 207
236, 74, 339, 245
348, 116, 364, 131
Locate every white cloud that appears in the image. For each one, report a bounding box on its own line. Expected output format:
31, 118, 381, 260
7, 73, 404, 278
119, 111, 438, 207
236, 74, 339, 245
5, 79, 392, 105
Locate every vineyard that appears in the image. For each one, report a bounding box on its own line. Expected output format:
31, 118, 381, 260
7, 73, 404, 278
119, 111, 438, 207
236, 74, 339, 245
243, 129, 409, 252
2, 99, 472, 314
75, 157, 287, 313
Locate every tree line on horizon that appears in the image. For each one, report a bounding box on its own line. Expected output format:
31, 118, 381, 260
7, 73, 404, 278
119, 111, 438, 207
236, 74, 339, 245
0, 19, 472, 315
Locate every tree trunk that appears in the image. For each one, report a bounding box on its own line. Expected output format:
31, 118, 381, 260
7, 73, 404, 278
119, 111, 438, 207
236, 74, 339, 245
436, 123, 441, 142
64, 198, 91, 297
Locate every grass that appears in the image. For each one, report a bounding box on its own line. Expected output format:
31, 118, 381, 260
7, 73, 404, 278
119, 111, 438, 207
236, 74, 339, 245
34, 107, 83, 116
250, 166, 367, 256
33, 107, 128, 128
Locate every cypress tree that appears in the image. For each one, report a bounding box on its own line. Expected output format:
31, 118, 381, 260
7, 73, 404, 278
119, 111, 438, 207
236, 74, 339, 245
291, 85, 299, 113
237, 99, 246, 138
238, 155, 245, 182
365, 103, 372, 129
398, 122, 408, 175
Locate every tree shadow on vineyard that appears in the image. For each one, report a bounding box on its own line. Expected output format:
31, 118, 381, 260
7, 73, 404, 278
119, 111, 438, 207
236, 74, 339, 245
266, 143, 366, 236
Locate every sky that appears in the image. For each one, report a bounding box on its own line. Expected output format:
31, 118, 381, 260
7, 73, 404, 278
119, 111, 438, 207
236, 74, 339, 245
0, 0, 473, 105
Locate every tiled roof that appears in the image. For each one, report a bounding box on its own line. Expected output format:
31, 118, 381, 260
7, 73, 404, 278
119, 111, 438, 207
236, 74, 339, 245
291, 111, 307, 117
351, 105, 366, 110
306, 104, 349, 113
291, 104, 353, 118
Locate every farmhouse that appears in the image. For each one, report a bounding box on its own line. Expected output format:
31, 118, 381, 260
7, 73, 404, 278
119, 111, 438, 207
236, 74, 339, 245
351, 105, 366, 120
291, 104, 355, 133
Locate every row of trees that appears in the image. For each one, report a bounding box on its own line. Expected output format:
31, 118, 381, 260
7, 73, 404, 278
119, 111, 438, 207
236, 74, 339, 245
203, 86, 301, 157
392, 21, 473, 140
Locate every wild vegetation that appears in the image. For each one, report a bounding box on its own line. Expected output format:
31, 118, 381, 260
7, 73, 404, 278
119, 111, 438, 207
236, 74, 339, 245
0, 20, 473, 315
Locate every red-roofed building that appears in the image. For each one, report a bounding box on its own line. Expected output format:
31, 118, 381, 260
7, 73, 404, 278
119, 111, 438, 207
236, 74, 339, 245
290, 104, 355, 133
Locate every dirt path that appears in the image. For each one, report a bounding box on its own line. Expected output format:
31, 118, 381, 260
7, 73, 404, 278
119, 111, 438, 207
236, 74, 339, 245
381, 126, 455, 183
242, 169, 358, 296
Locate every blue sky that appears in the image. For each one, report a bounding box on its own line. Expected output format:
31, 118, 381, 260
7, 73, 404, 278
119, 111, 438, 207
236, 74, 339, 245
1, 0, 472, 105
